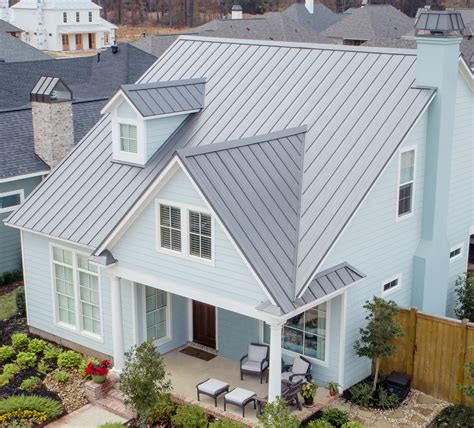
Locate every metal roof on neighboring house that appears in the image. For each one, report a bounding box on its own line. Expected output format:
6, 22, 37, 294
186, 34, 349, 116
121, 78, 206, 117
0, 32, 50, 63
282, 2, 346, 33
7, 37, 436, 312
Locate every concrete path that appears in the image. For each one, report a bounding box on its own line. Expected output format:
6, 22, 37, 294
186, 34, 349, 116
48, 403, 127, 428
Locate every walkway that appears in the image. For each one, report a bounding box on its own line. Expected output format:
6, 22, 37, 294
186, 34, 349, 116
48, 403, 127, 428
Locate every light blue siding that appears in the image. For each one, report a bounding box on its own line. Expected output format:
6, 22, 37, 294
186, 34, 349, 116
117, 101, 137, 119
145, 115, 188, 161
0, 176, 43, 274
112, 168, 267, 307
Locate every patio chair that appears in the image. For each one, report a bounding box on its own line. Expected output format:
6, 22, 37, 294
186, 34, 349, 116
281, 355, 312, 383
240, 343, 269, 384
256, 379, 303, 416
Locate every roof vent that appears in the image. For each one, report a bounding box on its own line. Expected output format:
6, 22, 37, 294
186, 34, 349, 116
415, 10, 464, 37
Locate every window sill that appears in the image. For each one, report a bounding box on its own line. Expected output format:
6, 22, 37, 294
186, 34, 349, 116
382, 286, 401, 297
396, 212, 414, 223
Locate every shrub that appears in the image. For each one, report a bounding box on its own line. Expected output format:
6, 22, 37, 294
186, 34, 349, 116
3, 363, 20, 377
0, 375, 11, 387
432, 404, 474, 427
258, 396, 300, 428
37, 359, 51, 375
341, 422, 365, 428
349, 382, 373, 408
377, 388, 400, 409
28, 338, 47, 354
20, 376, 42, 391
79, 357, 100, 379
454, 273, 474, 321
55, 371, 70, 383
0, 395, 64, 421
171, 404, 208, 428
99, 423, 125, 428
57, 351, 82, 368
210, 420, 245, 427
11, 333, 29, 351
321, 408, 350, 428
44, 344, 63, 363
307, 420, 333, 428
15, 287, 26, 317
146, 393, 177, 427
2, 271, 13, 285
16, 352, 37, 369
0, 409, 48, 425
0, 345, 15, 363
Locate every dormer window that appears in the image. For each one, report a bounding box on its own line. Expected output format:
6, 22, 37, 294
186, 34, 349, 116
120, 124, 138, 154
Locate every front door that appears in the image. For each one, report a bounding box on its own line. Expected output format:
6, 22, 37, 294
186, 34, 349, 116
62, 34, 69, 50
88, 33, 96, 49
75, 34, 83, 50
192, 301, 216, 349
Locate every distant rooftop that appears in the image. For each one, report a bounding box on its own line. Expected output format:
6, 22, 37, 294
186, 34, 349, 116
0, 19, 23, 34
282, 2, 346, 33
0, 32, 50, 63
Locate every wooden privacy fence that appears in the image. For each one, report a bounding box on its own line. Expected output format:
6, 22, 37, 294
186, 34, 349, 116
379, 307, 474, 406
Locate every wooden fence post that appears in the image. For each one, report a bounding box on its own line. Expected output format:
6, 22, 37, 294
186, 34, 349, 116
456, 319, 469, 405
405, 307, 417, 379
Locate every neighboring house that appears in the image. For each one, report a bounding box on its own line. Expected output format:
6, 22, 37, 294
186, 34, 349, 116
8, 0, 116, 51
0, 31, 50, 62
5, 11, 473, 403
321, 4, 414, 45
283, 1, 346, 33
0, 44, 156, 275
0, 18, 22, 37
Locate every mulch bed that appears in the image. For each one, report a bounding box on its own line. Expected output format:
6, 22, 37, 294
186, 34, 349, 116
0, 281, 23, 297
0, 315, 27, 346
180, 346, 216, 361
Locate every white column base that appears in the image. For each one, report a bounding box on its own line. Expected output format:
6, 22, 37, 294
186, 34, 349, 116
268, 322, 284, 402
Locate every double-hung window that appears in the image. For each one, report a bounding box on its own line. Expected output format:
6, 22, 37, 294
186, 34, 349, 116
52, 248, 75, 326
119, 124, 138, 154
160, 204, 182, 252
145, 286, 169, 342
89, 11, 93, 22
0, 190, 24, 213
76, 12, 80, 22
77, 255, 101, 335
398, 149, 415, 217
189, 211, 212, 260
63, 12, 67, 23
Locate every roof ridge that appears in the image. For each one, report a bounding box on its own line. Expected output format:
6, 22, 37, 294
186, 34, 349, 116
121, 78, 206, 92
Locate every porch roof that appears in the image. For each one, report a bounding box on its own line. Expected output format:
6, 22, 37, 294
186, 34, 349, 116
58, 25, 112, 34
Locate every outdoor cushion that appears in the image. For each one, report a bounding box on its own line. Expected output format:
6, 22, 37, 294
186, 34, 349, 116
241, 360, 269, 372
292, 356, 309, 374
248, 344, 267, 362
281, 371, 304, 383
225, 387, 256, 405
197, 378, 229, 395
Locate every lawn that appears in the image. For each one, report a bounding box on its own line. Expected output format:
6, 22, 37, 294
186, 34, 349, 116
0, 288, 18, 321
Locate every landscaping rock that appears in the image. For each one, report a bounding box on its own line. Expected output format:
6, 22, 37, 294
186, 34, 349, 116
416, 393, 441, 405
372, 419, 392, 428
387, 408, 405, 419
44, 368, 88, 413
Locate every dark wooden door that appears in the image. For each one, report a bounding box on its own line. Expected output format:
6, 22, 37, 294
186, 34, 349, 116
193, 301, 216, 349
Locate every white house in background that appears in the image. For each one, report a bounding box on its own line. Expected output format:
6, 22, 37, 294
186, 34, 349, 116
9, 0, 116, 52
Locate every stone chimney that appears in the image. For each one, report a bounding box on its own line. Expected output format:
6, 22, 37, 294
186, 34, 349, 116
31, 77, 74, 169
412, 10, 464, 316
231, 4, 242, 20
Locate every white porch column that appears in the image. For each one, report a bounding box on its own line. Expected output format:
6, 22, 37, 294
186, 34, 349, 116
268, 322, 284, 402
109, 273, 125, 373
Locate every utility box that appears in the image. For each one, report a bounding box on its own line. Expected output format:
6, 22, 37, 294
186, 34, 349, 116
386, 372, 411, 401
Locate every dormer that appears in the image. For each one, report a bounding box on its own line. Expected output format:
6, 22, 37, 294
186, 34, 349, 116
101, 78, 206, 166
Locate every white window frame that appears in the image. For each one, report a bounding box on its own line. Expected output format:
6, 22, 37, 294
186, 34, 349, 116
381, 273, 402, 297
396, 147, 416, 221
260, 301, 331, 368
111, 112, 145, 165
449, 243, 464, 262
155, 199, 215, 266
0, 189, 24, 214
119, 123, 139, 154
141, 285, 172, 346
49, 243, 104, 341
158, 203, 182, 255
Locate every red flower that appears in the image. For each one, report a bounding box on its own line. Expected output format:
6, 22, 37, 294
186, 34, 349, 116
84, 359, 110, 376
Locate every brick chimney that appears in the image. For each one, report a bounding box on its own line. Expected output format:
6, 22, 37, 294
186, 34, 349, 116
31, 77, 74, 169
412, 10, 464, 315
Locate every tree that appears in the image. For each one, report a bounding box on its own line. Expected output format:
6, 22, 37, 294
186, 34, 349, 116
454, 273, 474, 322
119, 341, 172, 428
354, 297, 403, 391
258, 396, 300, 428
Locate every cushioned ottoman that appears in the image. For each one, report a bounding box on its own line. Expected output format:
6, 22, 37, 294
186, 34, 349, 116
224, 387, 257, 417
196, 378, 230, 407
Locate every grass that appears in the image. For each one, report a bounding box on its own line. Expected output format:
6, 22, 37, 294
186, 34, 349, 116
0, 288, 19, 321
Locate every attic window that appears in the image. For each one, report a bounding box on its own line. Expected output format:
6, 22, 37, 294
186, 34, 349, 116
119, 124, 137, 154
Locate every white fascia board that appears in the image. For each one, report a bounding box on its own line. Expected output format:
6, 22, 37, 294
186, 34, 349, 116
100, 90, 143, 118
0, 171, 49, 184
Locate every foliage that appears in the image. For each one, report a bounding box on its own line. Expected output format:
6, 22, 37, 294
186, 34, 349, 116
349, 382, 373, 408
0, 345, 15, 363
377, 388, 400, 409
85, 359, 110, 376
432, 404, 474, 427
55, 370, 71, 383
0, 269, 22, 287
37, 359, 51, 375
258, 396, 300, 428
0, 288, 17, 320
354, 297, 403, 390
79, 357, 100, 379
209, 420, 245, 427
15, 287, 26, 317
327, 381, 340, 395
16, 352, 37, 369
306, 420, 333, 428
44, 344, 63, 363
11, 333, 29, 350
0, 375, 11, 387
0, 409, 48, 425
119, 341, 172, 425
20, 376, 42, 391
0, 395, 63, 421
454, 273, 474, 321
27, 338, 47, 354
146, 393, 177, 427
171, 404, 208, 428
301, 381, 318, 398
341, 422, 365, 428
321, 408, 350, 428
57, 350, 82, 368
462, 361, 474, 397
99, 423, 125, 428
3, 363, 20, 377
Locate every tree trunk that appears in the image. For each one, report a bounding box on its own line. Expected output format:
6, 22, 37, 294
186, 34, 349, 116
373, 358, 380, 391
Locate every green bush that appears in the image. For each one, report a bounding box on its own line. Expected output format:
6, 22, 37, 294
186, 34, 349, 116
16, 352, 37, 369
79, 357, 100, 379
341, 422, 365, 428
349, 382, 373, 408
37, 359, 51, 375
0, 345, 15, 363
307, 420, 333, 428
146, 393, 177, 427
171, 404, 208, 428
377, 388, 399, 409
321, 408, 350, 428
20, 376, 42, 391
0, 375, 10, 387
98, 423, 124, 428
209, 420, 245, 427
3, 363, 20, 377
11, 333, 29, 351
28, 338, 47, 354
258, 396, 300, 428
432, 404, 474, 427
44, 344, 63, 363
55, 371, 70, 383
2, 271, 13, 285
0, 395, 63, 421
57, 351, 82, 368
15, 287, 26, 317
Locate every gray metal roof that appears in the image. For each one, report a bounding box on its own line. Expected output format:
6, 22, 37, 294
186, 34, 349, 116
7, 37, 436, 311
120, 78, 206, 117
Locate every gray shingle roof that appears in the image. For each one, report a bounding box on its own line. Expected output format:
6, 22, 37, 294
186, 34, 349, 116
0, 19, 23, 34
7, 37, 436, 312
121, 78, 205, 117
322, 5, 415, 41
0, 32, 50, 63
282, 3, 346, 33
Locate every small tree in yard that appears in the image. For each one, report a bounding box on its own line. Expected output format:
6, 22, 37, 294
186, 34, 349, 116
119, 341, 172, 427
354, 297, 403, 391
258, 396, 300, 428
454, 273, 474, 321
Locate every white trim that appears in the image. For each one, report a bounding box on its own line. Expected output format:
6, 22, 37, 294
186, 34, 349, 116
449, 243, 464, 262
0, 171, 49, 184
142, 109, 200, 121
215, 307, 219, 351
131, 281, 139, 345
112, 113, 145, 166
20, 230, 30, 322
187, 299, 193, 342
0, 189, 24, 214
338, 290, 347, 391
141, 284, 172, 346
381, 273, 402, 297
395, 146, 416, 222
